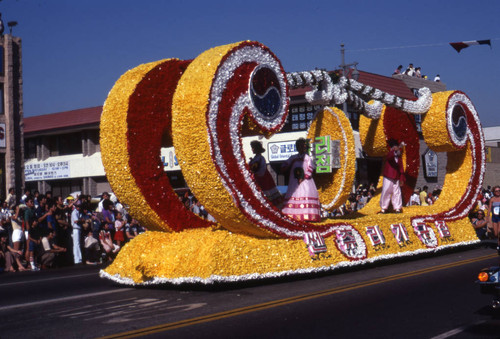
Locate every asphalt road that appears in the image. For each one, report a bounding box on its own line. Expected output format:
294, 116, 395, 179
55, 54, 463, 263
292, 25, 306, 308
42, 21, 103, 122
1, 244, 500, 339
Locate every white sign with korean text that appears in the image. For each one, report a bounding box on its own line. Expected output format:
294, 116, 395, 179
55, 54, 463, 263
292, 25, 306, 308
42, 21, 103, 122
267, 141, 298, 162
25, 161, 70, 181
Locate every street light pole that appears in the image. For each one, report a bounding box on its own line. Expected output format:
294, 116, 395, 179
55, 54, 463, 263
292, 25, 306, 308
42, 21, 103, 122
339, 43, 358, 118
339, 43, 358, 79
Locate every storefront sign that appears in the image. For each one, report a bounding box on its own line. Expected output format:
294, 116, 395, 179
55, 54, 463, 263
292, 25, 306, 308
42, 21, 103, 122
268, 141, 297, 162
161, 151, 179, 170
0, 123, 5, 148
423, 149, 438, 177
25, 161, 70, 181
312, 135, 340, 173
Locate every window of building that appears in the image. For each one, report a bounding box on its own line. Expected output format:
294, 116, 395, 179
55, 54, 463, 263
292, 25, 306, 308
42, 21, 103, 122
0, 46, 3, 76
24, 137, 38, 159
0, 83, 4, 115
87, 129, 100, 155
48, 178, 83, 198
281, 104, 322, 132
414, 114, 422, 132
0, 153, 4, 198
49, 132, 82, 156
281, 103, 360, 132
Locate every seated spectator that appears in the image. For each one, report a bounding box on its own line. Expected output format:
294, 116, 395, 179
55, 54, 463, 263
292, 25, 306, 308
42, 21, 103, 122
83, 231, 100, 265
408, 188, 421, 206
432, 188, 441, 202
471, 210, 489, 239
136, 222, 146, 234
91, 211, 103, 240
99, 231, 120, 262
0, 231, 13, 272
1, 231, 26, 272
39, 229, 67, 269
0, 201, 12, 229
101, 199, 115, 236
358, 190, 368, 210
125, 216, 139, 241
114, 199, 127, 220
114, 212, 126, 247
192, 199, 201, 216
182, 197, 193, 213
199, 204, 209, 219
426, 193, 434, 206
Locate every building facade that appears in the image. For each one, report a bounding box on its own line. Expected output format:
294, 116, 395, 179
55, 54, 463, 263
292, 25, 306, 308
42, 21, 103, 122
23, 106, 106, 197
483, 126, 500, 187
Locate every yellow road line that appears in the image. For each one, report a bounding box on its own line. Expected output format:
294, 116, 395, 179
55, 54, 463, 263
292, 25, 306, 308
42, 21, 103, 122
100, 253, 497, 339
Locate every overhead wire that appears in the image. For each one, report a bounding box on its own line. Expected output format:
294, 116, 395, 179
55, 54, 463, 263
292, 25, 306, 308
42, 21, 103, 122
347, 38, 500, 53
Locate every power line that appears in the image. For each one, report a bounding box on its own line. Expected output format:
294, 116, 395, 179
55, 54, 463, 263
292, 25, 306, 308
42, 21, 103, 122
347, 38, 500, 53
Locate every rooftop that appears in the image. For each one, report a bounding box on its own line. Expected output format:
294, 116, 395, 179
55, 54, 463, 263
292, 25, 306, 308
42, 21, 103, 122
289, 69, 417, 100
24, 106, 103, 135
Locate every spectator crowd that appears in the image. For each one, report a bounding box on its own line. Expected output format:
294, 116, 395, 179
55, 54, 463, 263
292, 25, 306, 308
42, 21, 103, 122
0, 189, 146, 272
469, 185, 500, 248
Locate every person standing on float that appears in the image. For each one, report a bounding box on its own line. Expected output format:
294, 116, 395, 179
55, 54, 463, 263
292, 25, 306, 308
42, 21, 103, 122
379, 139, 405, 214
248, 140, 282, 206
281, 138, 321, 221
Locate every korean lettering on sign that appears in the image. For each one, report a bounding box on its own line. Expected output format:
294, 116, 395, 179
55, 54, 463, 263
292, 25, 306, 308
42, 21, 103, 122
313, 135, 340, 173
268, 141, 298, 162
25, 161, 70, 181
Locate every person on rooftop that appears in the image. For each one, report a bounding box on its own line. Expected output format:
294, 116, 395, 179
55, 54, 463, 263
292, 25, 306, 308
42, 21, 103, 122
404, 63, 415, 76
393, 65, 403, 75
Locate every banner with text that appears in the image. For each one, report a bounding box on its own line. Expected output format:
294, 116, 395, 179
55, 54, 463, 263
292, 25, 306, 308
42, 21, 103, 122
25, 161, 70, 181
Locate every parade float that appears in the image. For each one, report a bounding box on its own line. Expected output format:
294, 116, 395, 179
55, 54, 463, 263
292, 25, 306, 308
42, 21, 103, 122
99, 41, 485, 285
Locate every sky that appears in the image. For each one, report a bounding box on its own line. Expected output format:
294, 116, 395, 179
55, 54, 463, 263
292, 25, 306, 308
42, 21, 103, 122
1, 0, 499, 127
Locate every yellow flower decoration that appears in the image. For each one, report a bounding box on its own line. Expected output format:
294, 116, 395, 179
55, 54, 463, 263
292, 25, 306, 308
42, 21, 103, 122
422, 91, 467, 152
307, 107, 355, 211
171, 42, 276, 238
101, 60, 172, 231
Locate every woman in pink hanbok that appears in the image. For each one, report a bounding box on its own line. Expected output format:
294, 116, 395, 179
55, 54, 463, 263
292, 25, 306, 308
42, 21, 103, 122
249, 141, 282, 206
281, 138, 321, 221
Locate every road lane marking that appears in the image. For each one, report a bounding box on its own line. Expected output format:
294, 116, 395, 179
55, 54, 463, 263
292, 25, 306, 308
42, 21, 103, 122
430, 320, 486, 338
0, 288, 133, 312
0, 272, 98, 288
100, 252, 498, 338
50, 297, 139, 316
